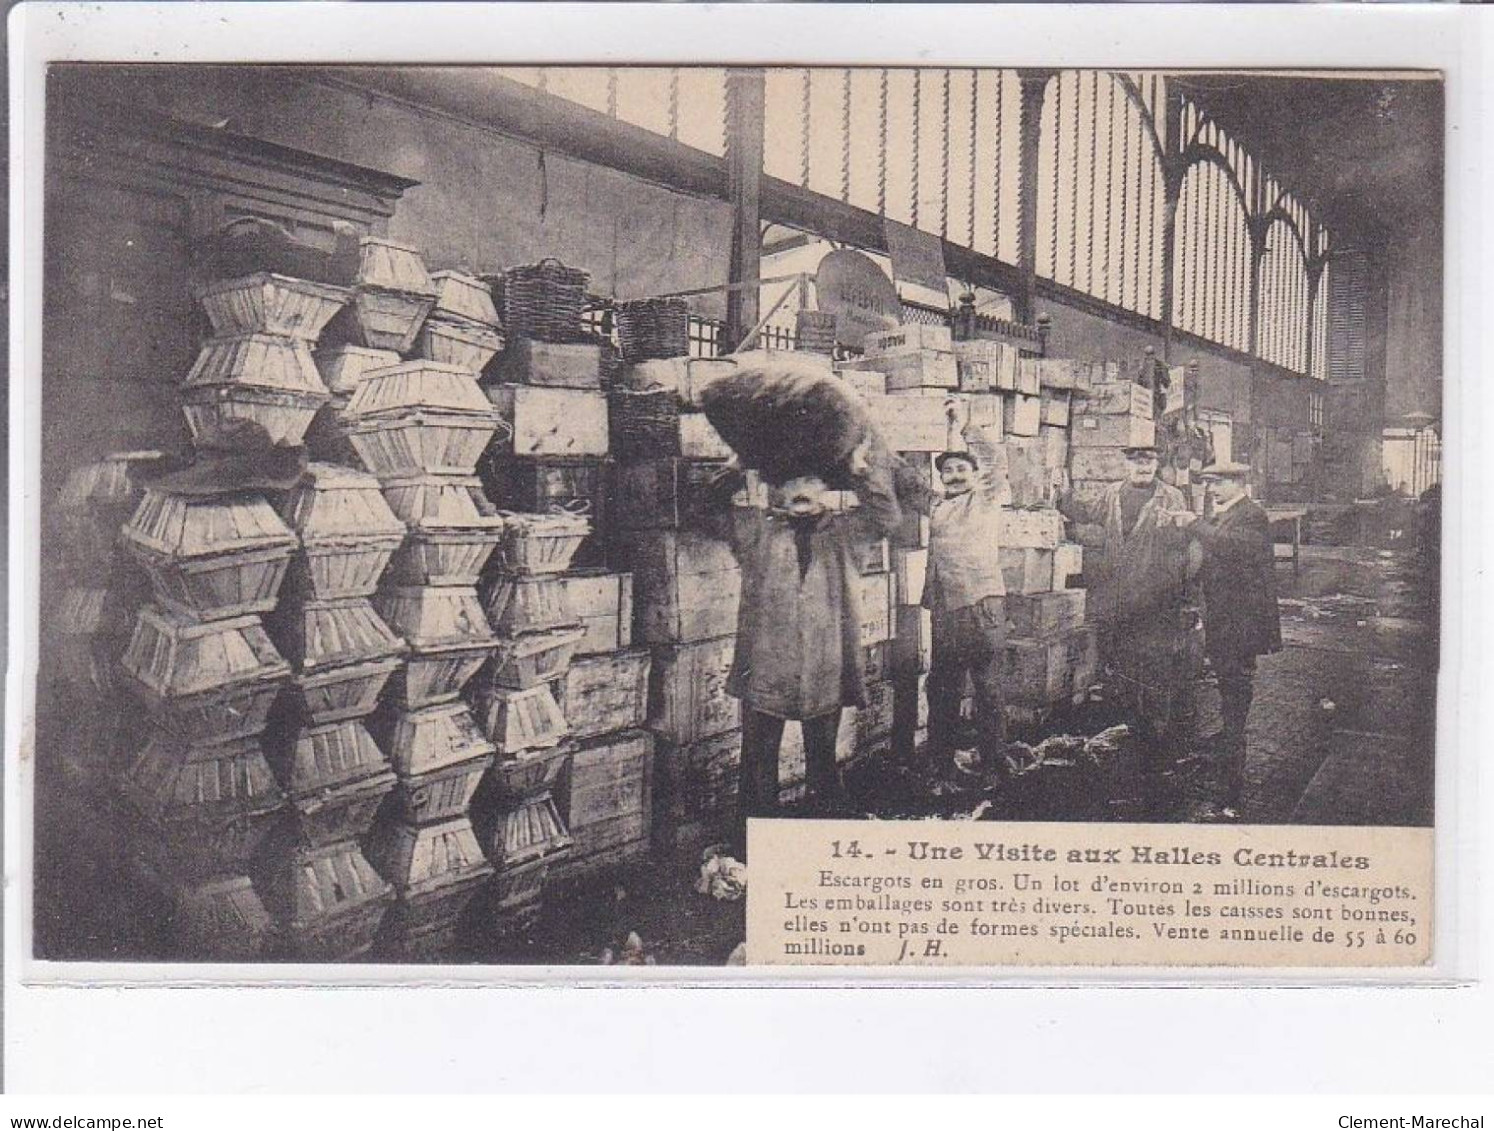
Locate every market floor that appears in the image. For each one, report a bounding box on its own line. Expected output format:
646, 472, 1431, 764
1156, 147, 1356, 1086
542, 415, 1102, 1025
31, 545, 1438, 966
463, 543, 1440, 966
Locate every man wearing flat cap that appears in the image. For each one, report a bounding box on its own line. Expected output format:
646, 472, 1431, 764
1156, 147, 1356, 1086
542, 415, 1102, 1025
1190, 460, 1282, 816
1059, 443, 1200, 786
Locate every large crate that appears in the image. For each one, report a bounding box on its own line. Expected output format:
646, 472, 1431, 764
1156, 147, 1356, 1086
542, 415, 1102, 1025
612, 457, 728, 531
862, 324, 953, 354
485, 384, 609, 457
953, 340, 1020, 393
1032, 357, 1083, 391
624, 531, 741, 645
1040, 389, 1072, 428
1070, 412, 1156, 449
653, 729, 741, 837
861, 392, 960, 453
477, 456, 610, 568
1002, 625, 1100, 709
552, 569, 632, 655
553, 729, 654, 882
556, 648, 652, 741
869, 350, 959, 393
489, 338, 602, 389
999, 547, 1056, 596
1075, 379, 1154, 419
1069, 447, 1134, 482
647, 633, 741, 745
1003, 393, 1042, 438
1001, 506, 1066, 550
1004, 590, 1087, 637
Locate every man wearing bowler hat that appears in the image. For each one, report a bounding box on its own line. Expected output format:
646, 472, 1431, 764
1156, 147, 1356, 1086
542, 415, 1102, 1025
1190, 460, 1282, 816
1059, 443, 1200, 785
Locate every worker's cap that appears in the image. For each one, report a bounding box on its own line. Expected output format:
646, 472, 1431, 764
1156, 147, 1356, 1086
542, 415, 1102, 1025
1121, 444, 1160, 457
1200, 460, 1252, 480
934, 449, 979, 473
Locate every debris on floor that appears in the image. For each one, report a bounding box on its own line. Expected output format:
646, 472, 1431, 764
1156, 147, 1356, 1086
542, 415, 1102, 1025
696, 847, 748, 902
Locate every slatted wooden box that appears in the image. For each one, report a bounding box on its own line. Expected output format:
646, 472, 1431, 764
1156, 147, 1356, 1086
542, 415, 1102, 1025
556, 648, 652, 741
647, 633, 741, 745
552, 729, 654, 882
624, 531, 741, 645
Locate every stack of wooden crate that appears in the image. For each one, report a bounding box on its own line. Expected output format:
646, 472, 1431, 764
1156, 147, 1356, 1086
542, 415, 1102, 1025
1066, 361, 1157, 551
605, 355, 743, 848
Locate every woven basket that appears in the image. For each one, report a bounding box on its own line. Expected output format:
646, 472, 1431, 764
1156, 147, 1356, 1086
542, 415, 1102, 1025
493, 259, 590, 344
616, 297, 690, 363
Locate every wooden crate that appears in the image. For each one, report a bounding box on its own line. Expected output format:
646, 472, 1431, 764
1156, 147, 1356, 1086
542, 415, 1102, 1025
553, 568, 632, 656
872, 350, 959, 393
1070, 412, 1155, 449
1069, 447, 1133, 483
653, 729, 741, 835
1002, 625, 1099, 709
647, 633, 741, 745
862, 393, 958, 453
1033, 358, 1083, 391
858, 572, 896, 647
553, 729, 653, 881
1003, 393, 1042, 437
619, 357, 736, 406
1052, 542, 1084, 589
856, 678, 896, 750
953, 340, 1019, 393
1002, 506, 1066, 550
1075, 380, 1154, 419
624, 531, 741, 645
863, 324, 953, 354
1005, 590, 1087, 637
894, 548, 927, 607
1040, 389, 1071, 428
999, 547, 1055, 595
855, 537, 891, 576
835, 363, 888, 397
489, 339, 602, 389
557, 648, 652, 741
485, 384, 609, 457
612, 457, 727, 531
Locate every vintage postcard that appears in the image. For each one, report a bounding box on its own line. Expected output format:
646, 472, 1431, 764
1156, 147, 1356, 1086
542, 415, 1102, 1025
21, 56, 1443, 975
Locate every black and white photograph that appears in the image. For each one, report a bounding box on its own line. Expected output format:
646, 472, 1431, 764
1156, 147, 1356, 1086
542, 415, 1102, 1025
28, 60, 1442, 968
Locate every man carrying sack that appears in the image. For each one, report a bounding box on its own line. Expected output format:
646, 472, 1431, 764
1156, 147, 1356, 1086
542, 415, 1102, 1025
1189, 460, 1282, 817
697, 353, 914, 851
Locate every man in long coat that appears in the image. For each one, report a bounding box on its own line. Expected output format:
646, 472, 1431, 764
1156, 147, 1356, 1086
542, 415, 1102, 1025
1059, 444, 1201, 775
699, 456, 905, 847
1190, 460, 1282, 815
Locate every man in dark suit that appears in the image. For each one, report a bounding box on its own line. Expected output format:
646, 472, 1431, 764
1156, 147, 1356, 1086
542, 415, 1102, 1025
1190, 461, 1283, 816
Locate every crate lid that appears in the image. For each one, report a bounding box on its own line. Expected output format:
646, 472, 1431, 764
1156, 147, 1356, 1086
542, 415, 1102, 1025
263, 842, 392, 924
184, 334, 329, 396
57, 451, 166, 511
356, 237, 435, 295
122, 734, 284, 825
372, 700, 495, 776
120, 605, 290, 696
312, 345, 402, 396
368, 815, 491, 891
373, 586, 497, 651
195, 272, 351, 304
123, 489, 297, 559
428, 270, 501, 327
280, 463, 405, 540
342, 361, 495, 418
379, 476, 504, 531
267, 597, 405, 671
282, 718, 394, 796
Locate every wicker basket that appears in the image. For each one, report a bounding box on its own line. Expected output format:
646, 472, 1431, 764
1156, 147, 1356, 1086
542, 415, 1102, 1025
261, 841, 394, 962
275, 718, 397, 846
615, 297, 691, 363
479, 625, 586, 691
195, 273, 351, 341
493, 259, 590, 344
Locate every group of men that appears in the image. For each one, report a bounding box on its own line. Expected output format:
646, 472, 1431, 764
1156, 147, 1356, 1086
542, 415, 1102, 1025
701, 392, 1282, 852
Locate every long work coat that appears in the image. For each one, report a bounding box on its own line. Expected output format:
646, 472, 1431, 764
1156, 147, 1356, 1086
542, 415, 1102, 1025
699, 470, 904, 720
1194, 496, 1283, 664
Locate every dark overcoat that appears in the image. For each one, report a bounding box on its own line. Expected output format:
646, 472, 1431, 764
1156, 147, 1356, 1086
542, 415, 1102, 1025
1194, 496, 1283, 663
